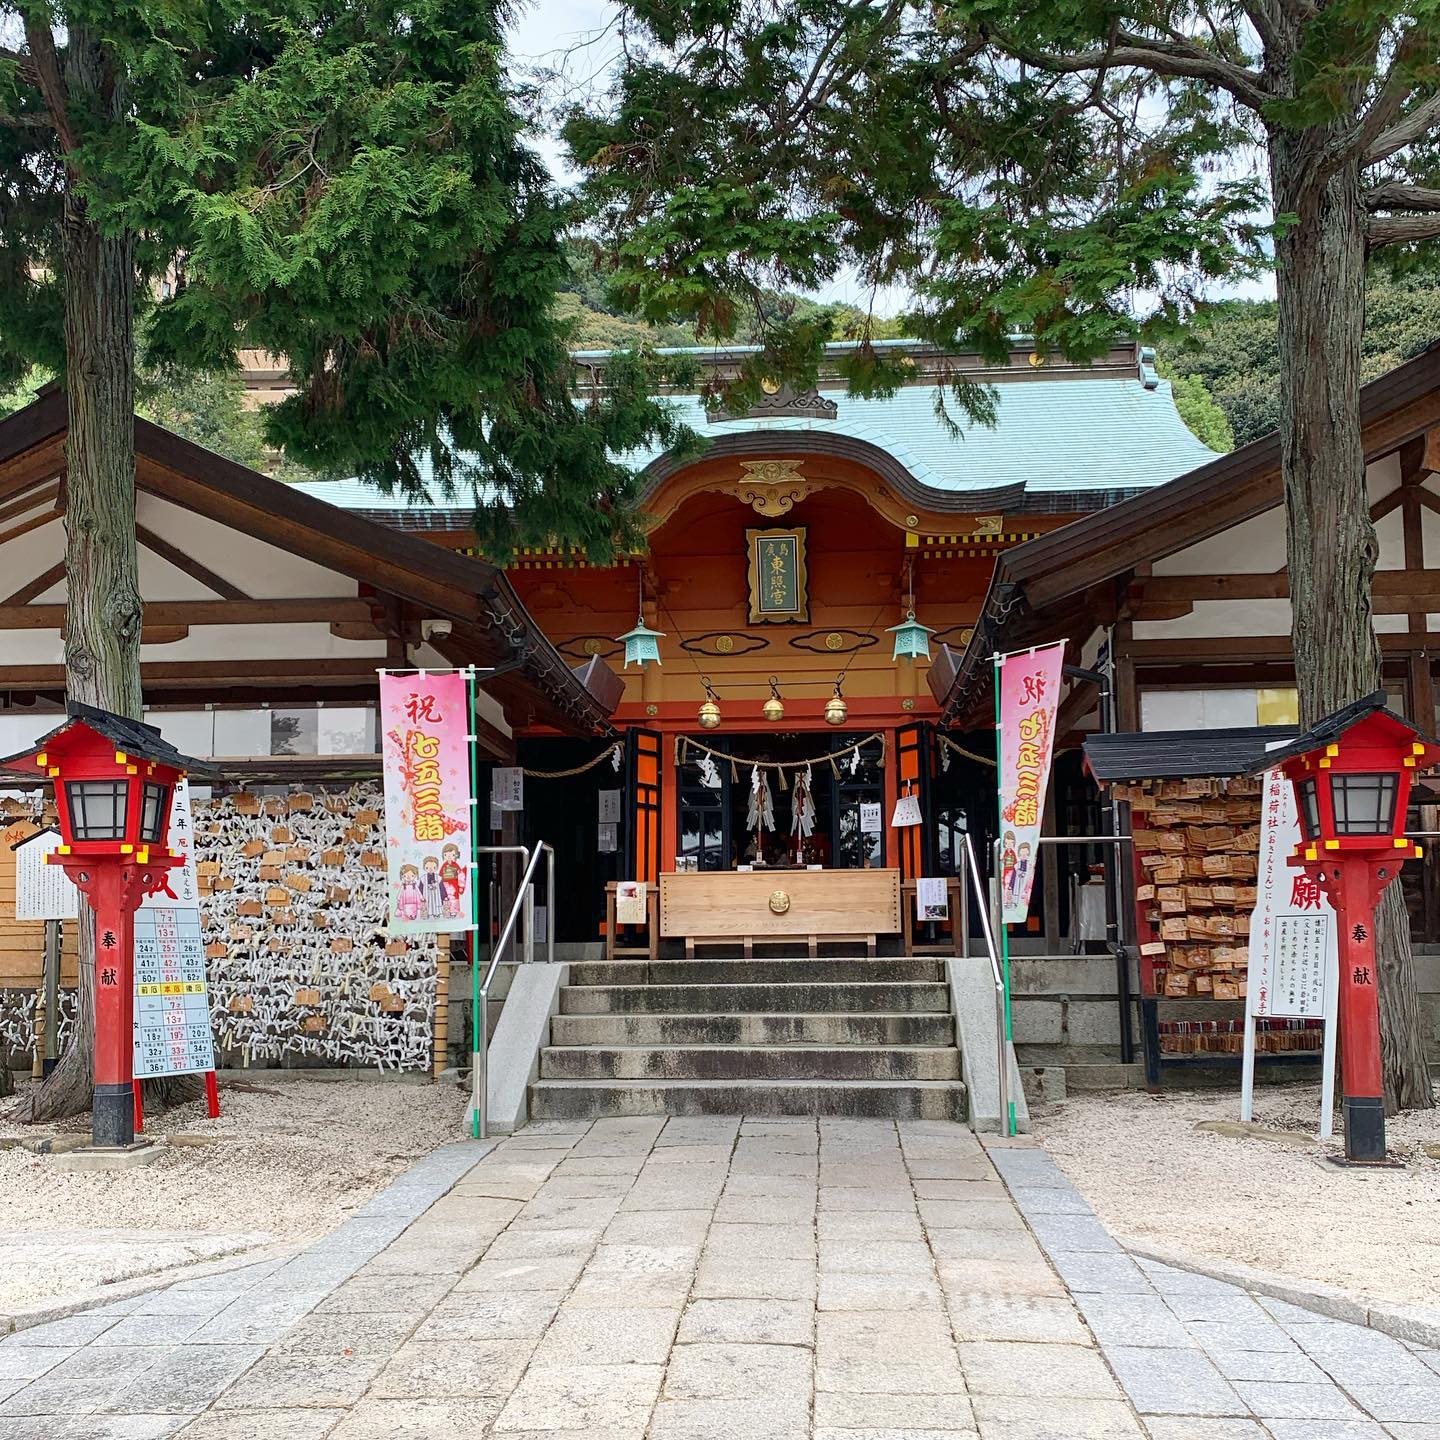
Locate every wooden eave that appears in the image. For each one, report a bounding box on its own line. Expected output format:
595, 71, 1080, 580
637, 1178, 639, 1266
0, 393, 618, 737
1012, 343, 1440, 605
938, 342, 1440, 725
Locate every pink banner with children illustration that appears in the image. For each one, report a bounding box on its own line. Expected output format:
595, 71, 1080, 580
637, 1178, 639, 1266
996, 642, 1065, 926
380, 670, 474, 935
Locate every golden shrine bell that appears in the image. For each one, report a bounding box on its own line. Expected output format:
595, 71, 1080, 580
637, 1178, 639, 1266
762, 677, 785, 724
698, 676, 723, 729
825, 678, 848, 727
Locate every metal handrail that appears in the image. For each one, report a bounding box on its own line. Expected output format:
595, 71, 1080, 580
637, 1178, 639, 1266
960, 830, 1011, 1137
471, 841, 555, 1139
1000, 831, 1138, 1062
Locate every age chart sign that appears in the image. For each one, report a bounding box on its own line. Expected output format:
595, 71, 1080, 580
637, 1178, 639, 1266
996, 642, 1065, 925
380, 671, 474, 935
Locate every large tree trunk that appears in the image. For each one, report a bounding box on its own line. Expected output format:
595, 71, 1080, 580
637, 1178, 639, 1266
1273, 139, 1434, 1112
16, 30, 143, 1124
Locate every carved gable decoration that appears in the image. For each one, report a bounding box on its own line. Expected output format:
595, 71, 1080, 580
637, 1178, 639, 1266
707, 384, 838, 422
721, 460, 819, 517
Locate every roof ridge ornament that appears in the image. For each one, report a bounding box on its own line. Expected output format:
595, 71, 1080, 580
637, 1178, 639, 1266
1139, 346, 1161, 390
706, 383, 838, 422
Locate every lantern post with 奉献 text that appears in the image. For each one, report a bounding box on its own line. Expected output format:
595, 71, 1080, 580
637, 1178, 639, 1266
1250, 692, 1440, 1165
0, 704, 215, 1154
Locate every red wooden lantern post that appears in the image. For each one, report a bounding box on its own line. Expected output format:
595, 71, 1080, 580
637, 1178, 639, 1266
1, 704, 208, 1150
1257, 692, 1440, 1165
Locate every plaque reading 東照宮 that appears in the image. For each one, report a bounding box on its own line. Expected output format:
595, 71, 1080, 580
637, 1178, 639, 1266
746, 526, 809, 623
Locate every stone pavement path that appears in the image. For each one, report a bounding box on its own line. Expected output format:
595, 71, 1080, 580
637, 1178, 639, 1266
0, 1117, 1436, 1439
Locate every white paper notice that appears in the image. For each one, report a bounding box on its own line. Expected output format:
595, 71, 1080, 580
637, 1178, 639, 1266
1248, 768, 1338, 1021
916, 877, 949, 922
616, 881, 647, 925
859, 802, 882, 834
492, 767, 524, 812
14, 830, 78, 922
133, 907, 216, 1080
1241, 762, 1340, 1137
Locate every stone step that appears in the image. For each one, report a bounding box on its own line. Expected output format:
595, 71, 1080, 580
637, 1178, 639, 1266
528, 1078, 967, 1121
566, 958, 946, 986
550, 1011, 957, 1047
540, 1044, 963, 1081
558, 982, 952, 1016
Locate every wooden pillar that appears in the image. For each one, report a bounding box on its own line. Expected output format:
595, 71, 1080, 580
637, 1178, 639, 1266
1406, 649, 1435, 732
432, 952, 450, 1079
1407, 651, 1439, 943
1113, 623, 1140, 733
1042, 781, 1062, 952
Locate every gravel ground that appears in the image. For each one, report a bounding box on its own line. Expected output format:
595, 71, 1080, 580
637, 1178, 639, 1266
0, 1073, 467, 1311
1034, 1081, 1440, 1310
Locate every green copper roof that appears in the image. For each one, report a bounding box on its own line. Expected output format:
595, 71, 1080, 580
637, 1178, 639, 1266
621, 376, 1216, 495
288, 360, 1217, 516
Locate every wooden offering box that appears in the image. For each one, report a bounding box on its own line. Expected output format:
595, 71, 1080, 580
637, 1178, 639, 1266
659, 869, 901, 957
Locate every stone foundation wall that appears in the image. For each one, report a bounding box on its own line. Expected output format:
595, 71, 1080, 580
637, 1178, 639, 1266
1009, 948, 1440, 1063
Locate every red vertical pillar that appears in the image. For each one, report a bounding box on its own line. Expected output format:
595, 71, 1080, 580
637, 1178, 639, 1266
659, 728, 678, 881
1335, 859, 1387, 1163
87, 866, 138, 1148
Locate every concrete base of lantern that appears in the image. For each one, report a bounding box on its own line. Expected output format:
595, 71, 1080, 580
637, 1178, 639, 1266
51, 1140, 165, 1172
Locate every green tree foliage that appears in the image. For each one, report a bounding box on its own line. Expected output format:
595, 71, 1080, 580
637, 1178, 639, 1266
1163, 274, 1440, 449
564, 1, 1272, 414
0, 367, 51, 419
137, 360, 319, 481
1163, 303, 1286, 450
558, 242, 911, 351
1156, 359, 1235, 452
0, 2, 695, 560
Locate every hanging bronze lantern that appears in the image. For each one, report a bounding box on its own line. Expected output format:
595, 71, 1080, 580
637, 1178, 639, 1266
698, 676, 722, 730
615, 563, 664, 668
824, 676, 849, 727
887, 609, 935, 663
617, 615, 665, 669
762, 676, 785, 724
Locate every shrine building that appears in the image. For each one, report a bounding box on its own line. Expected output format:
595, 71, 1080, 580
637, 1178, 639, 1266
5, 339, 1434, 1107
284, 338, 1215, 945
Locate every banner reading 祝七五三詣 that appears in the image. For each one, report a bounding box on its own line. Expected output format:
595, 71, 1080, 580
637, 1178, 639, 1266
996, 642, 1065, 926
380, 670, 474, 935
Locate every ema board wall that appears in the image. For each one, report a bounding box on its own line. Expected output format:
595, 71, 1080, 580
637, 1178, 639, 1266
195, 783, 446, 1074
0, 784, 448, 1074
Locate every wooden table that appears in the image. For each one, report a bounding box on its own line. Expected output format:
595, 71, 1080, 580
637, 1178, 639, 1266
604, 881, 659, 962
659, 868, 901, 957
901, 877, 966, 956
